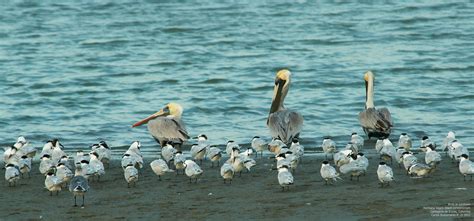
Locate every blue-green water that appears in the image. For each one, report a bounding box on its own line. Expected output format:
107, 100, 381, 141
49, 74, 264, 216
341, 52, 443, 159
1, 1, 473, 151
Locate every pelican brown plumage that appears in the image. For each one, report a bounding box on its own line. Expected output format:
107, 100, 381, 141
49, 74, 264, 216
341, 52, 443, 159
358, 71, 393, 139
267, 69, 304, 145
132, 103, 189, 150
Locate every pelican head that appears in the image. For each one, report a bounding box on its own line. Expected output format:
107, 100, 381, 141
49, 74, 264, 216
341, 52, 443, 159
132, 102, 184, 127
364, 71, 375, 109
270, 69, 291, 114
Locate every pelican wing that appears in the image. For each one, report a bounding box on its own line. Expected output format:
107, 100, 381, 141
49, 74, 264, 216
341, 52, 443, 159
268, 110, 303, 144
358, 108, 392, 133
148, 117, 190, 143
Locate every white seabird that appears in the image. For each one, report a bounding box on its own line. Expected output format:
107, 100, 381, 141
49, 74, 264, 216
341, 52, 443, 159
377, 162, 394, 187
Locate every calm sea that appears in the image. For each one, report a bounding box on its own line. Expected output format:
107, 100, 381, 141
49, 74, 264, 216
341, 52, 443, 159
1, 1, 473, 154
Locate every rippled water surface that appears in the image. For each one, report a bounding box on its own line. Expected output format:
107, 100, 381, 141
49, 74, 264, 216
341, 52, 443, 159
1, 1, 473, 151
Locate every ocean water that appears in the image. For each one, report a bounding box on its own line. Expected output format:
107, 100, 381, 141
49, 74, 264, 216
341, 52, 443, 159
1, 1, 473, 153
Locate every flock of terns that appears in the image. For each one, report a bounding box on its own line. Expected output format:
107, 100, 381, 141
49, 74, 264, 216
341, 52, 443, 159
3, 70, 473, 208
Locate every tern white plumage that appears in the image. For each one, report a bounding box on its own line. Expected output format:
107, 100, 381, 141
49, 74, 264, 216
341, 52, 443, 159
277, 165, 294, 191
251, 136, 267, 158
322, 137, 336, 160
240, 149, 257, 172
380, 138, 396, 164
5, 164, 20, 187
442, 131, 456, 154
56, 162, 73, 187
74, 150, 89, 167
339, 154, 366, 181
121, 154, 141, 171
402, 152, 418, 173
51, 139, 66, 163
320, 161, 341, 185
227, 148, 245, 176
18, 155, 31, 178
289, 138, 304, 160
425, 146, 442, 167
45, 171, 62, 196
124, 164, 139, 188
174, 151, 186, 175
458, 154, 474, 181
184, 160, 203, 183
190, 143, 207, 165
150, 159, 174, 180
79, 160, 94, 180
450, 140, 468, 162
377, 162, 394, 187
207, 146, 222, 168
95, 141, 112, 168
333, 148, 353, 168
15, 136, 36, 159
420, 136, 436, 152
350, 133, 364, 152
89, 152, 105, 181
375, 139, 384, 154
124, 141, 143, 169
39, 154, 55, 175
161, 142, 177, 166
220, 162, 235, 184
39, 140, 54, 159
3, 146, 19, 166
408, 163, 434, 178
398, 133, 412, 151
225, 140, 240, 156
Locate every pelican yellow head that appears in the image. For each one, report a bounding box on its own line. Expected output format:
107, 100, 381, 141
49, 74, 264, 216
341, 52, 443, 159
276, 69, 291, 82
364, 71, 374, 82
132, 102, 184, 127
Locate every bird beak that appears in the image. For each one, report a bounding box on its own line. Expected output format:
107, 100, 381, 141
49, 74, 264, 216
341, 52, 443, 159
269, 78, 286, 114
132, 109, 168, 127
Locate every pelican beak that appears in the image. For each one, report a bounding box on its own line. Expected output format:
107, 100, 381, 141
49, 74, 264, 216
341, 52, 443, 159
132, 109, 168, 127
269, 78, 286, 114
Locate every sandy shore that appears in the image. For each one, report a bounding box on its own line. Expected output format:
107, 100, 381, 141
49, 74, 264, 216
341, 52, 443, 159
1, 144, 473, 221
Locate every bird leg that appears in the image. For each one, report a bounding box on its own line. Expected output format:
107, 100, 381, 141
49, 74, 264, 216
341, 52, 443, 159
82, 195, 85, 207
159, 175, 162, 181
127, 183, 130, 188
50, 191, 52, 196
74, 196, 77, 207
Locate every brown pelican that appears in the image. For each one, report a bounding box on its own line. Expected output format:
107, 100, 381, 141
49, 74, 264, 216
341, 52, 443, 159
358, 71, 393, 139
132, 103, 189, 149
267, 69, 304, 145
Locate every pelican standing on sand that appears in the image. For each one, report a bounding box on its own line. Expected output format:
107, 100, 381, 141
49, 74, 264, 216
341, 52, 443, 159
358, 71, 393, 139
132, 103, 190, 150
267, 69, 304, 145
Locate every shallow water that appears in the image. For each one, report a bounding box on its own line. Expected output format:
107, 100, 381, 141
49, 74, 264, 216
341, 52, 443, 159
1, 1, 473, 151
